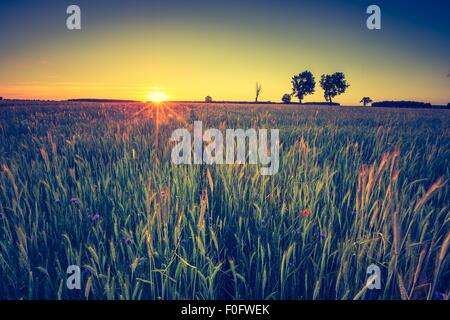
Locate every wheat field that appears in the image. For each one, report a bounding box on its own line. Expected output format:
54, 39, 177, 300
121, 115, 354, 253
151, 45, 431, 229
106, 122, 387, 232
0, 101, 449, 300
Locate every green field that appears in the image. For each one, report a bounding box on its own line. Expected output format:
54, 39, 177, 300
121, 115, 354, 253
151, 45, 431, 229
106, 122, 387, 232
0, 101, 449, 300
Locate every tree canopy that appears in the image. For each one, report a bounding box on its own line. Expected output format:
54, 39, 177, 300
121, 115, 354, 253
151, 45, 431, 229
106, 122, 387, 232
291, 71, 316, 103
320, 72, 349, 105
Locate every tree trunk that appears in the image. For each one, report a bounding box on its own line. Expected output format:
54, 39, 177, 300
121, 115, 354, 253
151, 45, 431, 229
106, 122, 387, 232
329, 97, 333, 105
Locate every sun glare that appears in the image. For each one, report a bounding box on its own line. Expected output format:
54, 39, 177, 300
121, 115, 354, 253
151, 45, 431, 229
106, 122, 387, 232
145, 92, 169, 103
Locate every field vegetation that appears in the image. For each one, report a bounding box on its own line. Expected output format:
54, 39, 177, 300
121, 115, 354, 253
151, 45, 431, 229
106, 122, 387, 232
0, 101, 448, 300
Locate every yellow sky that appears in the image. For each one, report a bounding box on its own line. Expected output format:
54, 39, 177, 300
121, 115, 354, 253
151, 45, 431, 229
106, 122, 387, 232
1, 21, 449, 105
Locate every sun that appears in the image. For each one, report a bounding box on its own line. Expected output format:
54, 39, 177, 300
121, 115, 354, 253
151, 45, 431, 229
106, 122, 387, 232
145, 92, 169, 103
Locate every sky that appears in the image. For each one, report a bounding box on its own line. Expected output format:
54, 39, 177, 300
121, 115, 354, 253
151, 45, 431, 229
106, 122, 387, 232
0, 0, 449, 104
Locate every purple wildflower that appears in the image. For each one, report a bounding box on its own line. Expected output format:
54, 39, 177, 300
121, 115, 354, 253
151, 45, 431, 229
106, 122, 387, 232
91, 213, 101, 222
70, 197, 79, 206
261, 218, 267, 228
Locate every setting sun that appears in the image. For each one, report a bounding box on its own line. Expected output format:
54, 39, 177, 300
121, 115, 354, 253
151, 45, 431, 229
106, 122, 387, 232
145, 92, 169, 103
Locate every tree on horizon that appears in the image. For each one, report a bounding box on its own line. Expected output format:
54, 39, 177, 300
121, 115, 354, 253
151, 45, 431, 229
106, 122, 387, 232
281, 93, 291, 104
320, 72, 349, 105
291, 71, 315, 103
360, 97, 373, 106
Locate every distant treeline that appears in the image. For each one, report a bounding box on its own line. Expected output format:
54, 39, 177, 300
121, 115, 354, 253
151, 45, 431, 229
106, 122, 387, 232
68, 99, 140, 103
300, 102, 340, 106
200, 100, 341, 106
372, 101, 450, 109
66, 99, 341, 105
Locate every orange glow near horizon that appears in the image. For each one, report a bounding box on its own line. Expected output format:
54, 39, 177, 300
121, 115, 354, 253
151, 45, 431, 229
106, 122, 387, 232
145, 92, 169, 103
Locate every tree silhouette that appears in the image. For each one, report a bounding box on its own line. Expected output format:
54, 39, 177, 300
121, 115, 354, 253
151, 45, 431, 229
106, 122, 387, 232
281, 94, 291, 104
255, 82, 262, 102
320, 72, 349, 105
291, 71, 315, 103
360, 97, 373, 106
205, 96, 213, 103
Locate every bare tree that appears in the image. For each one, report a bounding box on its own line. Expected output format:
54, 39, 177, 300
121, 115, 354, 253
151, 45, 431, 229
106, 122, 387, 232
255, 82, 262, 102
